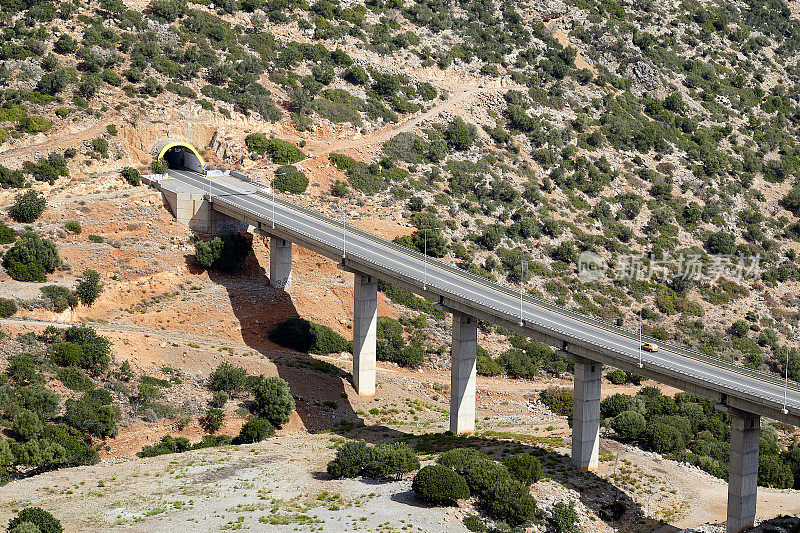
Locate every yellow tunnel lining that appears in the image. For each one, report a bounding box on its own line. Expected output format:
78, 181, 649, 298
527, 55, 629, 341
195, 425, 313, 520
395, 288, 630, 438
158, 141, 206, 169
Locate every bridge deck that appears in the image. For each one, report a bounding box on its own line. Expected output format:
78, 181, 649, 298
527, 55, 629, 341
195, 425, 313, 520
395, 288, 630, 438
157, 168, 800, 425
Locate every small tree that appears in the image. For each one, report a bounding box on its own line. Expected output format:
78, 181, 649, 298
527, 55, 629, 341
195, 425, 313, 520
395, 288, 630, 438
252, 377, 295, 427
0, 297, 17, 317
274, 165, 308, 194
210, 363, 248, 393
327, 440, 372, 478
363, 443, 420, 480
611, 410, 646, 440
10, 190, 46, 222
444, 118, 477, 151
121, 167, 141, 185
236, 417, 274, 443
210, 390, 228, 408
551, 501, 579, 533
3, 232, 61, 282
7, 507, 63, 533
13, 409, 43, 441
64, 221, 81, 234
201, 407, 224, 433
150, 159, 166, 174
503, 453, 542, 485
75, 269, 103, 306
412, 465, 469, 504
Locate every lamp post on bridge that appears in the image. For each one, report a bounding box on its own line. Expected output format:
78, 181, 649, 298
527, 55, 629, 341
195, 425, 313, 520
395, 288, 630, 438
419, 228, 437, 291
341, 203, 347, 259
784, 334, 792, 415
519, 259, 536, 326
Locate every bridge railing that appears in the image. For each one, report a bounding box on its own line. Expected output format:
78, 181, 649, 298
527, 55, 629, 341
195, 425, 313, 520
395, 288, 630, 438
214, 178, 800, 398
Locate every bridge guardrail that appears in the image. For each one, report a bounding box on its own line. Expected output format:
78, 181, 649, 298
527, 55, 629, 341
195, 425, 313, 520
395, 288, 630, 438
214, 176, 800, 399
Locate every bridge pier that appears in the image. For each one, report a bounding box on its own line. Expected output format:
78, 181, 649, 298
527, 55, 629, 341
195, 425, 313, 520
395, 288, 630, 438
450, 312, 478, 434
572, 357, 601, 471
727, 409, 760, 533
352, 272, 378, 397
269, 236, 292, 289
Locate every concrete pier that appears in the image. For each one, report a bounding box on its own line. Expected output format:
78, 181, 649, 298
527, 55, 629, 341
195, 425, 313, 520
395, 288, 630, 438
572, 358, 601, 470
450, 312, 478, 433
352, 272, 378, 397
727, 409, 760, 533
269, 236, 292, 289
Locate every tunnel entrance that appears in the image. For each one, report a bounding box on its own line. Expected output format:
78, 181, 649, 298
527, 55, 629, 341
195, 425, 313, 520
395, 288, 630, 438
152, 139, 206, 173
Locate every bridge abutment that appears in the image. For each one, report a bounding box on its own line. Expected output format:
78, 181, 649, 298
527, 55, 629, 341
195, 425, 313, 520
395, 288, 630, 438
269, 236, 292, 289
572, 358, 601, 471
450, 312, 478, 434
727, 409, 760, 533
352, 272, 378, 397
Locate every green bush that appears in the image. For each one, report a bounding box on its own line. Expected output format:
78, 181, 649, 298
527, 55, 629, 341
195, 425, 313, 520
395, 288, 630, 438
444, 118, 476, 151
476, 354, 502, 376
64, 389, 117, 438
498, 349, 537, 378
210, 363, 248, 393
600, 393, 636, 419
274, 165, 308, 194
137, 435, 191, 458
7, 354, 44, 385
611, 410, 647, 440
13, 409, 43, 441
363, 443, 420, 480
327, 440, 372, 478
551, 501, 579, 533
437, 447, 489, 473
150, 160, 166, 174
210, 390, 228, 408
121, 167, 141, 186
64, 221, 81, 234
269, 317, 349, 355
0, 222, 16, 243
245, 135, 305, 164
645, 422, 685, 454
91, 137, 108, 157
201, 407, 224, 433
19, 116, 52, 133
0, 165, 24, 189
503, 453, 542, 485
482, 478, 537, 526
10, 191, 46, 222
251, 376, 295, 427
194, 233, 251, 271
462, 459, 512, 499
62, 325, 111, 373
412, 465, 469, 504
236, 417, 274, 443
539, 387, 573, 417
0, 297, 17, 317
7, 507, 62, 533
56, 366, 93, 391
327, 440, 419, 480
75, 269, 103, 306
24, 153, 68, 184
3, 232, 61, 282
40, 286, 78, 312
759, 453, 794, 489
606, 369, 627, 384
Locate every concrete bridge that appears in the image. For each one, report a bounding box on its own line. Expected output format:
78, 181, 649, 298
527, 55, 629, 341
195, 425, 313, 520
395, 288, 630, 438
153, 164, 800, 533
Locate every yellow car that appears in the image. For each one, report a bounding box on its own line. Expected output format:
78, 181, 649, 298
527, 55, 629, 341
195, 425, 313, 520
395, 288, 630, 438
641, 343, 659, 352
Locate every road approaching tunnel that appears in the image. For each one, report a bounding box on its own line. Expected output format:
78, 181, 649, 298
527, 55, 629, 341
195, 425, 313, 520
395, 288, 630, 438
152, 138, 206, 173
